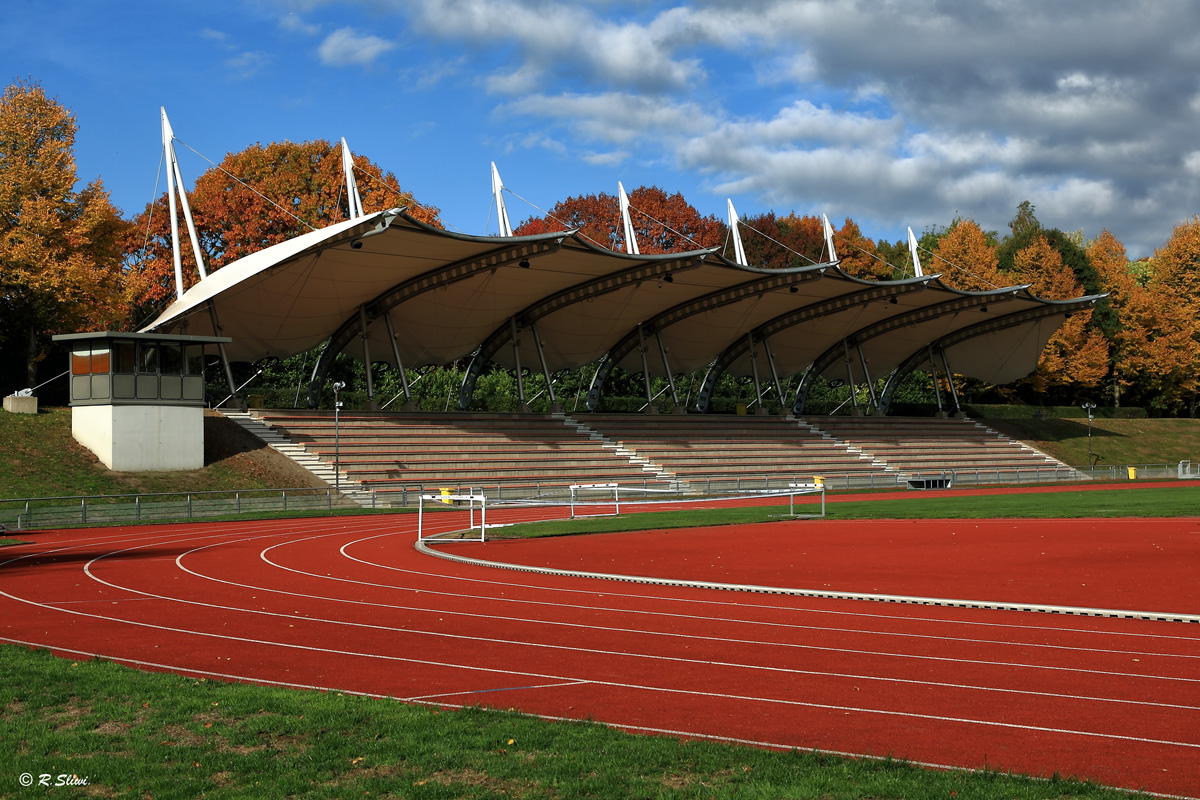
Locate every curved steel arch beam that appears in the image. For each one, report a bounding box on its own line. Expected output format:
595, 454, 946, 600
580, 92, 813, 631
456, 248, 716, 410
790, 285, 1036, 415
583, 263, 833, 411
692, 277, 936, 413
875, 295, 1104, 415
306, 232, 569, 407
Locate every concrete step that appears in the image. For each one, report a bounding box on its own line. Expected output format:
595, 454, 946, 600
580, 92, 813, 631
219, 411, 378, 508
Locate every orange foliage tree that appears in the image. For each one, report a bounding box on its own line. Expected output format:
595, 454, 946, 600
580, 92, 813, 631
512, 186, 722, 254
0, 80, 128, 388
1113, 218, 1200, 412
124, 140, 440, 319
928, 218, 1008, 291
831, 218, 882, 278
737, 212, 826, 269
1011, 236, 1109, 394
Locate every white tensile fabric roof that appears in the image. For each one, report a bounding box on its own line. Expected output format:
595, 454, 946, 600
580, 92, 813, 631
144, 208, 1102, 411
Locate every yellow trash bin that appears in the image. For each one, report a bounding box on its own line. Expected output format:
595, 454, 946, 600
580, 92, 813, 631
736, 403, 747, 415
1127, 467, 1137, 480
813, 476, 824, 488
440, 488, 453, 504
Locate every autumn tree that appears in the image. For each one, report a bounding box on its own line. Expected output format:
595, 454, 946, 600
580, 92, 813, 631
1087, 229, 1138, 406
830, 218, 882, 278
0, 80, 129, 390
124, 139, 440, 319
927, 218, 1007, 291
736, 212, 826, 269
1010, 236, 1109, 396
512, 186, 722, 254
1109, 218, 1200, 413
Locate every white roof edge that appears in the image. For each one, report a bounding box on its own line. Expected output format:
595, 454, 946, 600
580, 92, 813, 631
141, 212, 388, 332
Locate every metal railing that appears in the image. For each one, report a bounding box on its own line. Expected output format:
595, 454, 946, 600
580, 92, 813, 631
0, 487, 373, 531
2, 461, 1192, 530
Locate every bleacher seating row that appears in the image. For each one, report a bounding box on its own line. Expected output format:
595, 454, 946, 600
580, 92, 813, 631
244, 409, 1074, 499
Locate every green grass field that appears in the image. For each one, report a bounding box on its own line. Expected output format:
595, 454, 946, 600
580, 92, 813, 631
3, 413, 1194, 798
1, 645, 1142, 800
485, 484, 1199, 540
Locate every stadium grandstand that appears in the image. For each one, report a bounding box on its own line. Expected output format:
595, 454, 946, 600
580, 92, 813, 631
131, 111, 1095, 498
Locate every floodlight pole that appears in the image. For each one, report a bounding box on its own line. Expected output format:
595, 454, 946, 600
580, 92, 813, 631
1082, 402, 1097, 465
333, 381, 345, 494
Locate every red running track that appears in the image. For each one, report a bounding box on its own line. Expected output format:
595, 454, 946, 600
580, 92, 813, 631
2, 504, 1199, 798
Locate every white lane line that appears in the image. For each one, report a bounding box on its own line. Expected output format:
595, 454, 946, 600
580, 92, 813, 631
416, 537, 1200, 624
86, 548, 1200, 691
334, 521, 1200, 644
31, 543, 1200, 721
404, 680, 591, 701
4, 634, 1191, 800
23, 514, 1195, 646
15, 524, 1200, 717
1, 623, 1196, 753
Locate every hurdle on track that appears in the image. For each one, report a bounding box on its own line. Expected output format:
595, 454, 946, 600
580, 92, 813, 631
787, 482, 825, 517
565, 482, 683, 518
417, 481, 826, 543
417, 492, 488, 542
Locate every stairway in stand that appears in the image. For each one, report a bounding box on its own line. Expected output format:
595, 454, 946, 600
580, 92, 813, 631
240, 409, 677, 501
219, 411, 378, 507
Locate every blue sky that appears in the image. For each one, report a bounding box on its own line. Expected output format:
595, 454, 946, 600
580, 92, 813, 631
6, 0, 1200, 258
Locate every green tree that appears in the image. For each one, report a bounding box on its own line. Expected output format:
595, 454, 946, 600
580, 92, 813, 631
0, 79, 128, 389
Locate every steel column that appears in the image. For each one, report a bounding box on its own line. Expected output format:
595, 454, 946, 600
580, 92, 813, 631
857, 345, 879, 411
762, 336, 785, 411
655, 332, 680, 407
928, 345, 944, 415
510, 316, 527, 409
207, 301, 241, 409
637, 324, 654, 411
382, 312, 412, 406
940, 348, 962, 415
531, 321, 557, 407
358, 305, 375, 408
842, 339, 860, 415
747, 334, 763, 413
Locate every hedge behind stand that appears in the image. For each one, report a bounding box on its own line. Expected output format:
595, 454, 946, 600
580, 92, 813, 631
52, 332, 231, 471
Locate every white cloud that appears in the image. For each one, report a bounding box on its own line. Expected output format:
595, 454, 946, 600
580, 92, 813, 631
407, 0, 706, 93
225, 51, 272, 80
582, 150, 629, 167
1183, 152, 1200, 177
200, 28, 229, 44
279, 13, 321, 36
322, 0, 1200, 254
318, 26, 396, 68
500, 92, 711, 146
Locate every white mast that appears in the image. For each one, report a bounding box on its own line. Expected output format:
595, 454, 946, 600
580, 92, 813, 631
491, 162, 513, 237
908, 226, 924, 277
618, 182, 640, 254
160, 107, 208, 299
727, 198, 747, 266
822, 213, 839, 263
341, 137, 364, 220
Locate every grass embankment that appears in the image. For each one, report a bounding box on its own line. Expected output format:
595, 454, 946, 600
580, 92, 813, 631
980, 416, 1200, 466
4, 409, 1199, 501
0, 407, 323, 499
486, 484, 1199, 539
1, 646, 1138, 800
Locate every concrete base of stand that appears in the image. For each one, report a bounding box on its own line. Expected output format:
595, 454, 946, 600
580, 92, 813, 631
72, 404, 203, 471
